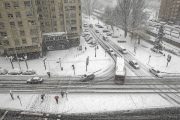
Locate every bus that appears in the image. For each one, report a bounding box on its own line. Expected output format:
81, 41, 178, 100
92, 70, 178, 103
115, 57, 126, 84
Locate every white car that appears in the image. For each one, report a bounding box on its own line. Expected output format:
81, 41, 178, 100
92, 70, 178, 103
8, 68, 21, 75
0, 68, 8, 75
149, 68, 165, 77
27, 77, 43, 84
129, 60, 140, 69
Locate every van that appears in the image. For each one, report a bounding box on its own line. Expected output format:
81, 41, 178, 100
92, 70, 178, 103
119, 46, 128, 54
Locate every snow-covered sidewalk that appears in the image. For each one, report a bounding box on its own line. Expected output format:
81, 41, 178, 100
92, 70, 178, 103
0, 93, 175, 114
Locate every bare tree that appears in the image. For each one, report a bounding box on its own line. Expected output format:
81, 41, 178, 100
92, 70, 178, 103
115, 0, 132, 38
82, 0, 97, 18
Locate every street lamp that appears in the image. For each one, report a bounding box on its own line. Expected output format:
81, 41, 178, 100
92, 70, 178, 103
6, 56, 14, 69
5, 36, 21, 70
19, 55, 28, 69
59, 58, 61, 70
43, 57, 47, 70
148, 55, 151, 64
72, 65, 75, 75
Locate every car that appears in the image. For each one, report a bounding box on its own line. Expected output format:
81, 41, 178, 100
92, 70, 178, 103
129, 60, 140, 69
95, 24, 99, 27
95, 30, 99, 33
0, 68, 8, 75
27, 77, 43, 84
89, 24, 93, 28
103, 36, 110, 41
149, 68, 165, 77
80, 73, 95, 82
150, 47, 159, 53
103, 30, 110, 32
86, 37, 93, 42
112, 34, 118, 38
84, 23, 88, 27
85, 35, 90, 40
117, 39, 126, 43
106, 32, 113, 36
98, 25, 104, 28
119, 46, 128, 54
22, 69, 36, 75
82, 33, 87, 37
84, 29, 89, 32
8, 68, 21, 75
83, 33, 90, 37
89, 44, 95, 47
87, 39, 93, 44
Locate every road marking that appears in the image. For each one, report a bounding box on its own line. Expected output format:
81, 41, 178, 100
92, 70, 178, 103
20, 112, 43, 116
0, 111, 8, 120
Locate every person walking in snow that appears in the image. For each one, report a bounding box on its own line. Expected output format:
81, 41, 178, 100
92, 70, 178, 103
41, 94, 45, 101
65, 92, 68, 100
61, 91, 64, 98
85, 47, 87, 51
54, 96, 59, 104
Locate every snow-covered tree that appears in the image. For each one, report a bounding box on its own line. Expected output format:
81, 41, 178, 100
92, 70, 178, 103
115, 0, 132, 38
82, 0, 97, 18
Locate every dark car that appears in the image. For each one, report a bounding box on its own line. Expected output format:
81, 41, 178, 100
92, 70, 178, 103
129, 60, 140, 69
22, 69, 36, 75
98, 25, 104, 28
103, 30, 110, 32
89, 24, 93, 28
27, 77, 43, 84
81, 74, 95, 82
95, 30, 99, 33
117, 39, 126, 43
0, 68, 8, 75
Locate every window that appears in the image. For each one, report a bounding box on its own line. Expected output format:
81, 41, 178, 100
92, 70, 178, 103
53, 21, 57, 26
28, 20, 36, 26
42, 0, 47, 4
39, 15, 43, 19
24, 1, 32, 7
15, 12, 21, 18
35, 0, 40, 4
30, 29, 37, 35
66, 20, 70, 25
69, 0, 75, 3
71, 20, 76, 24
71, 27, 77, 31
7, 13, 13, 18
0, 13, 2, 18
13, 2, 19, 8
31, 37, 39, 43
5, 2, 10, 9
65, 6, 70, 11
70, 6, 76, 10
52, 14, 56, 18
51, 0, 54, 4
59, 6, 63, 11
60, 21, 64, 25
64, 0, 68, 3
51, 7, 55, 11
0, 41, 2, 46
37, 7, 42, 12
10, 22, 15, 27
79, 6, 81, 10
0, 32, 7, 37
22, 39, 27, 44
0, 22, 5, 29
59, 14, 64, 18
18, 21, 23, 27
54, 28, 57, 32
3, 40, 10, 46
70, 13, 76, 18
15, 39, 20, 45
40, 22, 44, 26
43, 7, 48, 12
66, 13, 70, 18
20, 30, 25, 36
26, 11, 33, 17
45, 21, 50, 26
44, 14, 48, 19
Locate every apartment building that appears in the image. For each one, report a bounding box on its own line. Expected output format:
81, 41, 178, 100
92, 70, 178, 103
159, 0, 180, 25
0, 0, 82, 58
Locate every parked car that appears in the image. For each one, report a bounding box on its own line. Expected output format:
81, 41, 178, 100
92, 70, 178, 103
89, 24, 93, 28
103, 36, 110, 41
117, 39, 126, 43
112, 34, 118, 38
0, 68, 8, 75
103, 30, 110, 32
95, 24, 99, 27
86, 37, 93, 42
85, 35, 90, 40
98, 25, 104, 28
106, 32, 113, 36
150, 47, 159, 53
149, 68, 165, 77
129, 60, 140, 69
8, 68, 21, 75
83, 33, 90, 37
95, 30, 99, 33
119, 46, 128, 54
84, 23, 88, 27
27, 77, 43, 84
81, 73, 95, 82
22, 69, 36, 75
84, 29, 89, 32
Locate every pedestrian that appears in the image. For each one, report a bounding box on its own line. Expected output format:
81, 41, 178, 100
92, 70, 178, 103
54, 96, 59, 104
47, 72, 50, 77
66, 92, 68, 100
10, 90, 14, 100
41, 94, 45, 102
85, 47, 87, 51
61, 91, 64, 98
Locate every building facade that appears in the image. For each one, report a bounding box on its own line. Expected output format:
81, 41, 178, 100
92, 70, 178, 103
159, 0, 180, 25
0, 0, 82, 58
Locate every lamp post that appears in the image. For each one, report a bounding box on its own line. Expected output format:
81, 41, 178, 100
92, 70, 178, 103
72, 65, 75, 75
6, 56, 14, 69
148, 55, 151, 64
5, 36, 21, 70
59, 58, 61, 70
43, 57, 47, 70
